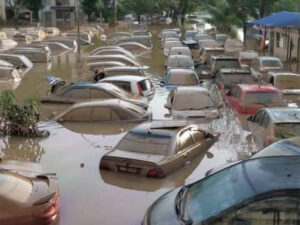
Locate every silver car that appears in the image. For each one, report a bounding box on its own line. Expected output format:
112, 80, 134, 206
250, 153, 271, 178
54, 99, 150, 122
100, 121, 219, 178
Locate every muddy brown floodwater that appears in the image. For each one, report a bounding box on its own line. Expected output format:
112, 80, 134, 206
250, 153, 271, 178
1, 25, 298, 225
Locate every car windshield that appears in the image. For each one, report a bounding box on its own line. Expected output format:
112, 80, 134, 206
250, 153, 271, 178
167, 73, 198, 86
0, 170, 33, 204
168, 58, 194, 68
174, 92, 214, 110
116, 129, 173, 155
243, 92, 282, 105
262, 59, 283, 68
275, 123, 300, 139
184, 163, 255, 223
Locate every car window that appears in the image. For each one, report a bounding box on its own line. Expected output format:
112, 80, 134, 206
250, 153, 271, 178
63, 88, 90, 99
211, 198, 300, 225
64, 108, 91, 121
111, 109, 121, 120
261, 114, 270, 128
110, 81, 131, 92
234, 88, 242, 98
253, 110, 265, 124
243, 92, 282, 105
178, 130, 195, 151
90, 89, 113, 99
91, 107, 111, 121
275, 123, 300, 138
139, 79, 152, 91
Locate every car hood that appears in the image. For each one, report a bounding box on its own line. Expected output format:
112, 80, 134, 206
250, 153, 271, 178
106, 149, 167, 164
143, 187, 181, 225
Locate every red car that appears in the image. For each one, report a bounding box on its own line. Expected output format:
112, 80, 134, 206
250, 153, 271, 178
225, 84, 283, 114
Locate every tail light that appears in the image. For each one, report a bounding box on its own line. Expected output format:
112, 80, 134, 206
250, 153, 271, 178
147, 168, 164, 178
37, 192, 60, 221
137, 82, 143, 95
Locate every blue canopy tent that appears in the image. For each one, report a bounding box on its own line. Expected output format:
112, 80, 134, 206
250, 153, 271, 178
246, 11, 300, 62
246, 11, 300, 29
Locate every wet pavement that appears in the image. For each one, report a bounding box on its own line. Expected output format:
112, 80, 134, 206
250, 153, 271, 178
0, 25, 298, 225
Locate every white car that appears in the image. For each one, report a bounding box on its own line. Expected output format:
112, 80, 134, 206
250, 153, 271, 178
100, 75, 155, 98
165, 86, 221, 120
163, 41, 183, 56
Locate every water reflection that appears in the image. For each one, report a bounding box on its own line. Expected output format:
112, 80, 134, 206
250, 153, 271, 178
0, 137, 45, 162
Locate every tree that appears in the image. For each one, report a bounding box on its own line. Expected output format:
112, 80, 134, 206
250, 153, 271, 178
81, 0, 103, 21
5, 0, 24, 20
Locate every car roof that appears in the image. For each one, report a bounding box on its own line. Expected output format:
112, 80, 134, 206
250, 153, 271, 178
101, 75, 147, 82
263, 107, 300, 123
252, 137, 300, 158
175, 86, 208, 94
236, 84, 279, 93
219, 68, 251, 74
103, 66, 145, 72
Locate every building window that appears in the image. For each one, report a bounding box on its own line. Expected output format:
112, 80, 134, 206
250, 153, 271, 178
56, 0, 70, 6
276, 32, 280, 47
56, 10, 70, 19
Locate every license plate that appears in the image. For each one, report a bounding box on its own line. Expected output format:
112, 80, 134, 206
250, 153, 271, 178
117, 165, 139, 174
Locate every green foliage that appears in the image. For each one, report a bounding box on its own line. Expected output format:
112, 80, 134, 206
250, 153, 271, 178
0, 90, 48, 138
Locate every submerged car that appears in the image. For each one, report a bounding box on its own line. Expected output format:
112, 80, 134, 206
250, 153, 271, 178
41, 77, 148, 108
143, 156, 300, 225
214, 68, 259, 89
117, 42, 152, 54
268, 72, 300, 95
163, 69, 199, 89
54, 99, 150, 122
0, 54, 33, 76
100, 75, 155, 98
165, 87, 221, 120
224, 38, 244, 55
250, 56, 284, 81
163, 41, 183, 56
0, 66, 21, 83
5, 48, 51, 63
239, 51, 259, 67
0, 160, 59, 225
215, 33, 229, 47
166, 55, 194, 71
225, 84, 283, 114
209, 55, 241, 77
91, 48, 136, 61
100, 121, 219, 178
248, 107, 300, 149
103, 66, 146, 77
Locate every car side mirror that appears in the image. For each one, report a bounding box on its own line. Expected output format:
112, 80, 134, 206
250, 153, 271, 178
247, 116, 253, 121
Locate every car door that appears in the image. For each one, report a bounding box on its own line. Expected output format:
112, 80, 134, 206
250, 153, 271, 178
248, 110, 267, 149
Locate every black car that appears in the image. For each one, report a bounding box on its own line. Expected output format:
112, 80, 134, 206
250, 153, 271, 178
142, 156, 300, 225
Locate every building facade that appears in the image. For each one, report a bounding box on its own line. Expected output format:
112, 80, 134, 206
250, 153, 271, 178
39, 0, 77, 29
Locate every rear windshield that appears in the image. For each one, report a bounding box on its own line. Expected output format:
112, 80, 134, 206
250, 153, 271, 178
116, 130, 173, 155
174, 93, 214, 110
262, 60, 283, 68
243, 92, 282, 105
139, 79, 152, 91
275, 123, 300, 138
167, 73, 198, 86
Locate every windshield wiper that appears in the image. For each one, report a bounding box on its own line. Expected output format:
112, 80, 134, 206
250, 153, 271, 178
175, 187, 194, 225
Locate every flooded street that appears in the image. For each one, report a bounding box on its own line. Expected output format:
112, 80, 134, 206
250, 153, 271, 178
1, 25, 295, 225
